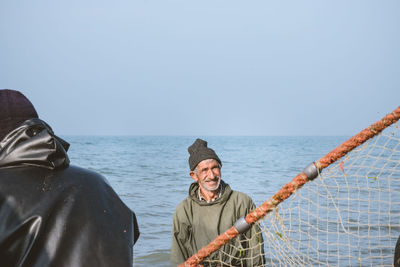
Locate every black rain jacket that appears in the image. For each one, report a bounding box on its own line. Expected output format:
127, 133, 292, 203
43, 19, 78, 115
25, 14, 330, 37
0, 118, 139, 267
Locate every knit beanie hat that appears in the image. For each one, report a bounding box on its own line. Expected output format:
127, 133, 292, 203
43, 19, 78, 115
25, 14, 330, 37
0, 89, 38, 141
188, 138, 222, 171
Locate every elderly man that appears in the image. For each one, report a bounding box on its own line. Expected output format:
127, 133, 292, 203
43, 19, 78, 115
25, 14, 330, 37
0, 89, 139, 266
171, 138, 264, 266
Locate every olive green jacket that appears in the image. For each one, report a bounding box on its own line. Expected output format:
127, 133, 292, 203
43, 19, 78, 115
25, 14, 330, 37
171, 181, 265, 266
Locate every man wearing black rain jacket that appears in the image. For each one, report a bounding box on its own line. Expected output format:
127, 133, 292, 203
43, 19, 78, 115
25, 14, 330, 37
0, 89, 139, 267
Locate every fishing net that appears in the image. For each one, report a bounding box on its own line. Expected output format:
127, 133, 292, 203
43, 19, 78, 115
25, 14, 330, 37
261, 123, 400, 266
180, 107, 400, 267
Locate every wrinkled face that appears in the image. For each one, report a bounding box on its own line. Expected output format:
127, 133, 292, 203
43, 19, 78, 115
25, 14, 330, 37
190, 159, 221, 192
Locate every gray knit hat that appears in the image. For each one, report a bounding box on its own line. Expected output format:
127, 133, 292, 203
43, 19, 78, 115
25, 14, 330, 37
188, 138, 222, 171
0, 89, 38, 141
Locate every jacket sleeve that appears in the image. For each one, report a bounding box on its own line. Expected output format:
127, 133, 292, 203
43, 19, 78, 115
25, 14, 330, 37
171, 205, 190, 266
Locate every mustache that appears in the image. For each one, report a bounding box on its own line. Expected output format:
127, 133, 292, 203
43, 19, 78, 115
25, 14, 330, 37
205, 176, 220, 182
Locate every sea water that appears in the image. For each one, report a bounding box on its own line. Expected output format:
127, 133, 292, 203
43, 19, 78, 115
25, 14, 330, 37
65, 136, 348, 266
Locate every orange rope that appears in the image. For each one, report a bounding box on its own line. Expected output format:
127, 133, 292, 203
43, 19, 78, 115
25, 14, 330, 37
180, 106, 400, 267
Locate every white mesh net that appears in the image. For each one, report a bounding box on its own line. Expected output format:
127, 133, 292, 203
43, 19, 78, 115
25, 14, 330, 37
201, 123, 400, 267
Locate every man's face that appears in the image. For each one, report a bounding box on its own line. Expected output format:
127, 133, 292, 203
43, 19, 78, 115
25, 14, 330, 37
190, 159, 221, 192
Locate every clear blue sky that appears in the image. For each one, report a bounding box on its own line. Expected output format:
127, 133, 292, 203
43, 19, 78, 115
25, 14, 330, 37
1, 0, 399, 136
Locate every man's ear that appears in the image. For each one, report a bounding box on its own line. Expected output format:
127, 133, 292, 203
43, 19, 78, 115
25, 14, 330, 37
190, 171, 198, 182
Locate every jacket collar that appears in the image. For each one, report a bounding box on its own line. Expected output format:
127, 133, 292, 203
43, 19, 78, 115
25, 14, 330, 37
198, 183, 223, 203
0, 118, 70, 170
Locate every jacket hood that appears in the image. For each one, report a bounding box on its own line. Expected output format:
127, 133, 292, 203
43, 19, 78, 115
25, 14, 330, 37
0, 118, 70, 169
188, 179, 232, 205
